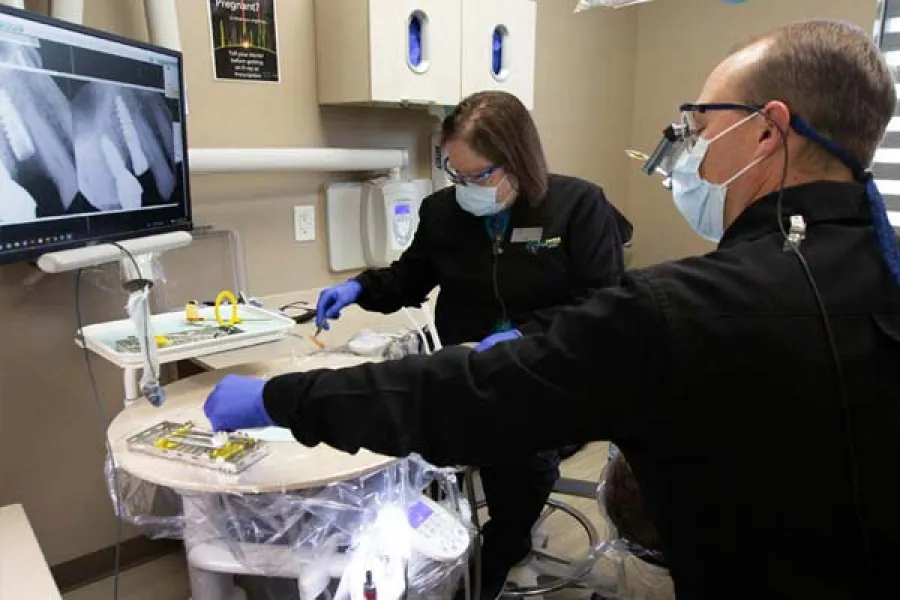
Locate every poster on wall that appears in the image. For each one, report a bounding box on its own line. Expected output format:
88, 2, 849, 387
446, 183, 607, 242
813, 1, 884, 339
207, 0, 280, 83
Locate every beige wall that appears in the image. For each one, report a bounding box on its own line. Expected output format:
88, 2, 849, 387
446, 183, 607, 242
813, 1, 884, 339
626, 0, 880, 267
0, 0, 639, 566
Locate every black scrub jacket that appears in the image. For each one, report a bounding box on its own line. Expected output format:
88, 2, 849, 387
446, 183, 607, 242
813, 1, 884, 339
263, 181, 900, 599
354, 174, 633, 344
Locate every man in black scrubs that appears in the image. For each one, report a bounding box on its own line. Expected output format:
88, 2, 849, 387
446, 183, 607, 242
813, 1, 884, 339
206, 20, 900, 599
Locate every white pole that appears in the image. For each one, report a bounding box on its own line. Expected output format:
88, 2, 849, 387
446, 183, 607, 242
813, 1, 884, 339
50, 0, 85, 24
187, 148, 410, 175
143, 0, 181, 51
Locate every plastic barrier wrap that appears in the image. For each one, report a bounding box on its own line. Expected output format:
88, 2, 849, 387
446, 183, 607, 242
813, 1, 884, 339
106, 452, 472, 600
574, 0, 657, 11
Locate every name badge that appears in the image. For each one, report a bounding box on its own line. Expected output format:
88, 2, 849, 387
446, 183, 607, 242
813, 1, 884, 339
510, 227, 543, 243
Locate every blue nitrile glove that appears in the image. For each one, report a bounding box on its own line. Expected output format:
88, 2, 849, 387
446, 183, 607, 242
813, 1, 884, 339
474, 329, 522, 352
315, 280, 363, 330
203, 374, 274, 432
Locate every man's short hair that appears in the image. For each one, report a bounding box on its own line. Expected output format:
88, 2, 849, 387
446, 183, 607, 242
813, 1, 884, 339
733, 20, 896, 170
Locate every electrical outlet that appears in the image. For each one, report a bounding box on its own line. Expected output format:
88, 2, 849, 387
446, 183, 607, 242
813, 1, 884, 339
294, 205, 316, 242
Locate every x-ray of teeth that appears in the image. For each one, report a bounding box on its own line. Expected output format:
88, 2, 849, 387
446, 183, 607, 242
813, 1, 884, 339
0, 43, 43, 70
0, 89, 35, 163
73, 82, 177, 212
0, 33, 184, 227
0, 157, 37, 223
0, 56, 79, 222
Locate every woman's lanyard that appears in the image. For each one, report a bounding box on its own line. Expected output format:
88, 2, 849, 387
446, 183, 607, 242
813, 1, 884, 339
484, 211, 513, 333
484, 211, 510, 254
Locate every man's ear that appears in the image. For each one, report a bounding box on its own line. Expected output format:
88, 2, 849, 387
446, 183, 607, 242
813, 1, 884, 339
757, 101, 790, 155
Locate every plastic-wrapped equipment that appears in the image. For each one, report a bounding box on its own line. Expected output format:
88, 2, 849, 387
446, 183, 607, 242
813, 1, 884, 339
125, 286, 165, 406
574, 0, 656, 11
106, 453, 472, 600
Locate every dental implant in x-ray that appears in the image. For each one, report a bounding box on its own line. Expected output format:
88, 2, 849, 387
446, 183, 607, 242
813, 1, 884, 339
73, 82, 177, 211
96, 95, 149, 211
115, 95, 149, 177
0, 88, 37, 223
100, 132, 143, 211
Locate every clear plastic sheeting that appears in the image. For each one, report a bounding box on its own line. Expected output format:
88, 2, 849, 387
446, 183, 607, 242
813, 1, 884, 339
574, 0, 656, 11
106, 453, 472, 600
125, 287, 165, 406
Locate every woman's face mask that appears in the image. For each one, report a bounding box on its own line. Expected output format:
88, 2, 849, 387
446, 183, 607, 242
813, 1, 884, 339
443, 140, 517, 216
671, 113, 765, 242
455, 179, 510, 216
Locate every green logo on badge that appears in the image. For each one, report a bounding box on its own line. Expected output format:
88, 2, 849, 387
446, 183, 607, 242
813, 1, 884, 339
525, 237, 562, 254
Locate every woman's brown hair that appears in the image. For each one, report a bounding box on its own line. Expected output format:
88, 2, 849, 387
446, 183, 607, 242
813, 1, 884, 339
441, 91, 549, 206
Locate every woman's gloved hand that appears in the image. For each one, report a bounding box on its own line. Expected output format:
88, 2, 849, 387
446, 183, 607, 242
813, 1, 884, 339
203, 374, 274, 432
473, 329, 522, 352
315, 280, 363, 330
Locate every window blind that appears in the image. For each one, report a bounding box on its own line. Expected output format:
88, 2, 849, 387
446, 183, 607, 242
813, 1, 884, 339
874, 0, 900, 220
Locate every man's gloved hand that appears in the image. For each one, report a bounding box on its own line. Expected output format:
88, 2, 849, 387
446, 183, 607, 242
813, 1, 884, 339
203, 374, 274, 432
473, 329, 522, 352
315, 280, 363, 330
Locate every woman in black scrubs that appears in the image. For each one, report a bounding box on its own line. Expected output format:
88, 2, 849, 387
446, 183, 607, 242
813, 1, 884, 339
220, 90, 632, 600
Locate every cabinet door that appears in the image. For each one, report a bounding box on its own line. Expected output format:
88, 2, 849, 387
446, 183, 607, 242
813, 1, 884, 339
369, 0, 462, 106
460, 0, 536, 109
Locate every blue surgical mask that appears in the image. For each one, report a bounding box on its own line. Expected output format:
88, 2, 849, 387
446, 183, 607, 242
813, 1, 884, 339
671, 114, 765, 242
455, 182, 506, 216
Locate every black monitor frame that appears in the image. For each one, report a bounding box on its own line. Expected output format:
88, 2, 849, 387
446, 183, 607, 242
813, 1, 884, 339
0, 4, 193, 266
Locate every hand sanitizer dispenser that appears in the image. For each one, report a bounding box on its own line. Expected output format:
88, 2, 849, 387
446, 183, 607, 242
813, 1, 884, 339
362, 179, 430, 268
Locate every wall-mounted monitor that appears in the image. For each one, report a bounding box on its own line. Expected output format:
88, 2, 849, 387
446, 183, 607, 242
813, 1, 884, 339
0, 5, 192, 266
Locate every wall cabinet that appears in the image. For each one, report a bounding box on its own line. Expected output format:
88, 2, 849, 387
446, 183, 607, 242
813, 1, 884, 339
460, 0, 537, 109
315, 0, 536, 109
315, 0, 462, 107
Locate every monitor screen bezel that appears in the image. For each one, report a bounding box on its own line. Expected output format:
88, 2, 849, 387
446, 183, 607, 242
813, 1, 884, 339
0, 4, 193, 266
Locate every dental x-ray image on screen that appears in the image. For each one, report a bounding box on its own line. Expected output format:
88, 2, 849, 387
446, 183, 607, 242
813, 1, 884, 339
0, 44, 179, 222
0, 5, 190, 265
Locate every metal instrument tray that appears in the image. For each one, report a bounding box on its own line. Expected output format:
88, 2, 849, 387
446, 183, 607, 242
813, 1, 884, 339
125, 420, 270, 475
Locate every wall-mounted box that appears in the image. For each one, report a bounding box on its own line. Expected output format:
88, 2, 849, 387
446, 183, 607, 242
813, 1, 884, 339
315, 0, 462, 106
460, 0, 537, 110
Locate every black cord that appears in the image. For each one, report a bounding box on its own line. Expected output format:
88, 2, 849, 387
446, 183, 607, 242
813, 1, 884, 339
74, 242, 157, 600
75, 269, 123, 600
760, 109, 874, 586
491, 232, 509, 328
278, 300, 309, 311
